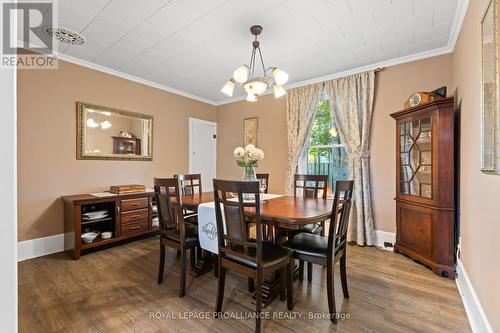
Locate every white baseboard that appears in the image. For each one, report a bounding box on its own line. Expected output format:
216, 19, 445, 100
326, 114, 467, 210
374, 230, 396, 251
17, 233, 64, 262
456, 259, 493, 333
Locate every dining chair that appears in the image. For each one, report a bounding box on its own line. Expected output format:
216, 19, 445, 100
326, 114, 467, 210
293, 174, 328, 282
284, 180, 354, 324
174, 173, 202, 220
154, 177, 200, 297
174, 173, 202, 195
213, 179, 294, 333
256, 173, 269, 193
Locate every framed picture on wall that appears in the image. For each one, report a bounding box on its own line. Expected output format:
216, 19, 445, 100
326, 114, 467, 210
243, 117, 258, 147
481, 0, 500, 174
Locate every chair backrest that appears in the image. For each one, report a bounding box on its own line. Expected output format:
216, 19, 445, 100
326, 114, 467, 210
328, 180, 354, 259
175, 173, 202, 195
154, 178, 184, 239
256, 173, 269, 193
294, 174, 328, 199
213, 179, 262, 265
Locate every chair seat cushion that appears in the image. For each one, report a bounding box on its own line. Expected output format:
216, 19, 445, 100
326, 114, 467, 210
165, 223, 199, 246
283, 232, 328, 259
300, 223, 322, 234
225, 242, 293, 269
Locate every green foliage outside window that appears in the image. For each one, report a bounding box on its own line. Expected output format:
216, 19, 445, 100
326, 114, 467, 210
307, 99, 349, 189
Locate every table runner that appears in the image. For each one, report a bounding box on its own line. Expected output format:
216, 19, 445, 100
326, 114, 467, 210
197, 194, 283, 254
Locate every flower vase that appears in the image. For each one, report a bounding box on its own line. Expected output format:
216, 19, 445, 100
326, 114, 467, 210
242, 166, 257, 201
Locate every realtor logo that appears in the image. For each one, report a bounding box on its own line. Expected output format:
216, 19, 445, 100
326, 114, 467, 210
1, 1, 57, 68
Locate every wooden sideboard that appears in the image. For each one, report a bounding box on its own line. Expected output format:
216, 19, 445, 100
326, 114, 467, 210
62, 191, 158, 259
390, 98, 456, 279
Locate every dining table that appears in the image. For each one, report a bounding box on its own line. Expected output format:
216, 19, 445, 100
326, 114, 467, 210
179, 191, 334, 307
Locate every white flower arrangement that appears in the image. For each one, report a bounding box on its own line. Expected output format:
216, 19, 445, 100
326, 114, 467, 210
233, 144, 264, 167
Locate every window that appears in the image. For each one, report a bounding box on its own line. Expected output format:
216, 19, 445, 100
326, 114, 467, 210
300, 98, 349, 192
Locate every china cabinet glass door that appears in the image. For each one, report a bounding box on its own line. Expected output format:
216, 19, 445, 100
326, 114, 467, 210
399, 117, 432, 198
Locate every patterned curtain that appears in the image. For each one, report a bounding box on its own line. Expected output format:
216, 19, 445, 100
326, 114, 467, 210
324, 71, 376, 246
285, 84, 322, 195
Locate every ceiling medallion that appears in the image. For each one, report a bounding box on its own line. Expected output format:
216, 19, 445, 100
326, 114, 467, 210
221, 25, 289, 102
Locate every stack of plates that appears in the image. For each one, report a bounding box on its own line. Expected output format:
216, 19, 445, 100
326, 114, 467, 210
83, 210, 109, 220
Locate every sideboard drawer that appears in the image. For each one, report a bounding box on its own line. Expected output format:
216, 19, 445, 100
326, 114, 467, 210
121, 197, 149, 211
121, 220, 148, 235
121, 208, 149, 225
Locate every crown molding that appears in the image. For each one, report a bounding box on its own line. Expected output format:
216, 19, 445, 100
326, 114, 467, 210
215, 0, 470, 106
53, 52, 218, 106
449, 0, 470, 50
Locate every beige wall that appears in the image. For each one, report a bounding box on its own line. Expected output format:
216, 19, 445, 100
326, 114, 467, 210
216, 95, 287, 194
17, 60, 216, 241
216, 54, 453, 234
452, 0, 499, 330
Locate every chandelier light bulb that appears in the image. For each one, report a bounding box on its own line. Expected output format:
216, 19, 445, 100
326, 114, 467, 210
273, 84, 286, 98
273, 67, 289, 85
233, 65, 249, 83
244, 78, 268, 95
221, 79, 235, 97
246, 93, 257, 102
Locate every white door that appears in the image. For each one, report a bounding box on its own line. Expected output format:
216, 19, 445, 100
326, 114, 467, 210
189, 118, 217, 191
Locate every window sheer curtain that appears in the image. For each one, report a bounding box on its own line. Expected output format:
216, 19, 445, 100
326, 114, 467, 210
285, 83, 322, 195
324, 71, 375, 246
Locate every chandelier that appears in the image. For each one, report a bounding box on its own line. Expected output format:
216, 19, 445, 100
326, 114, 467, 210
221, 25, 289, 102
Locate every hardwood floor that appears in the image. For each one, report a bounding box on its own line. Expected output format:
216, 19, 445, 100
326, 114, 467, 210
19, 237, 471, 333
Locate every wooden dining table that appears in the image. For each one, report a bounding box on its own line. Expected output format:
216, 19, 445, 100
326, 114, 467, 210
181, 191, 333, 230
180, 191, 334, 306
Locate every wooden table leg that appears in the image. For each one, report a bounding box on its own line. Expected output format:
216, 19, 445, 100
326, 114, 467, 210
190, 249, 215, 277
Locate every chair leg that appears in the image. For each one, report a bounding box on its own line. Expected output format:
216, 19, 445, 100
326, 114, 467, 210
327, 261, 337, 324
320, 221, 325, 236
298, 260, 304, 282
307, 262, 313, 283
179, 249, 187, 298
248, 278, 255, 292
214, 254, 219, 278
279, 266, 286, 302
340, 253, 349, 298
287, 261, 294, 310
158, 244, 165, 284
215, 260, 225, 315
255, 270, 263, 333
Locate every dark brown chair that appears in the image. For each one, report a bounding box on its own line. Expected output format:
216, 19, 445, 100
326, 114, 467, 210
174, 173, 202, 220
293, 174, 328, 282
154, 177, 200, 297
256, 173, 269, 193
174, 173, 202, 195
213, 179, 294, 333
284, 180, 354, 324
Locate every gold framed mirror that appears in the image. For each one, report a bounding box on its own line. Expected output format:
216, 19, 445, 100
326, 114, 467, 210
76, 102, 153, 161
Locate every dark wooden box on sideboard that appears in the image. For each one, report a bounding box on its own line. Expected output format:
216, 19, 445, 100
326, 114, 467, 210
62, 191, 158, 259
390, 97, 456, 279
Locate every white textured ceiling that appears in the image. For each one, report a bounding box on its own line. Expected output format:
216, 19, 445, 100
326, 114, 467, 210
55, 0, 465, 104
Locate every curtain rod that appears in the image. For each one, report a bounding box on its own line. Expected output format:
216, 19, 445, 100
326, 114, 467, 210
320, 67, 384, 87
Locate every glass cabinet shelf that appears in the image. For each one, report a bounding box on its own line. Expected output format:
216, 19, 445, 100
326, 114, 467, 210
399, 117, 433, 198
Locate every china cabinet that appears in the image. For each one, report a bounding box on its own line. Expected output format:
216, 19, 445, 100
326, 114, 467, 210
390, 97, 456, 278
